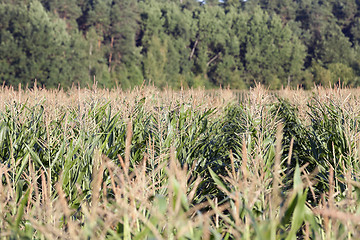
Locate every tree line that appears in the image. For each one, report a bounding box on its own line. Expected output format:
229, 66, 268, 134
1, 0, 360, 89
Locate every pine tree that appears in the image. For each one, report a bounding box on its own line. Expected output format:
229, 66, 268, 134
40, 0, 82, 31
244, 7, 305, 88
0, 1, 89, 88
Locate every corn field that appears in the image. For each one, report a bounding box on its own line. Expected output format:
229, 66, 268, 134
1, 84, 360, 239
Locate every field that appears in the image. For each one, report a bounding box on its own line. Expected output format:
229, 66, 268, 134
1, 84, 360, 239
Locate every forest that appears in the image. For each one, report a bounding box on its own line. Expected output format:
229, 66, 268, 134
1, 0, 360, 89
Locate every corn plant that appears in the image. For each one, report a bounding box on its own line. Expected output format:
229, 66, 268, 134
0, 85, 359, 239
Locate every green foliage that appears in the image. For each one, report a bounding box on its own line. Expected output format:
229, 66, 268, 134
1, 0, 360, 89
328, 63, 359, 87
273, 96, 359, 207
310, 62, 334, 87
244, 7, 306, 88
40, 0, 82, 31
0, 1, 89, 88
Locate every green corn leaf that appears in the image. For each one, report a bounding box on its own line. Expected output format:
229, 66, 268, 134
15, 153, 29, 184
14, 188, 30, 229
208, 167, 231, 193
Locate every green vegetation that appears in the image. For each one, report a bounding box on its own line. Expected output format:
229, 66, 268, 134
1, 85, 360, 239
1, 0, 360, 89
